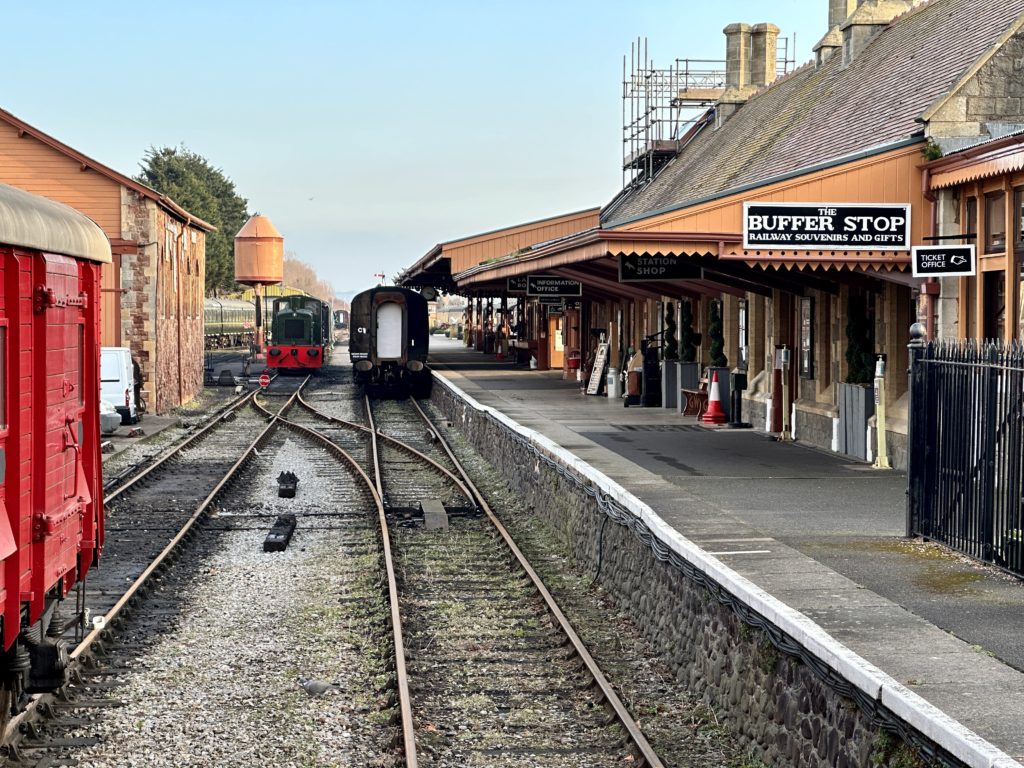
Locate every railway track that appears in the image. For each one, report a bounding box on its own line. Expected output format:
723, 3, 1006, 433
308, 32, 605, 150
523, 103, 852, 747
1, 377, 307, 765
288, 373, 666, 767
1, 364, 738, 766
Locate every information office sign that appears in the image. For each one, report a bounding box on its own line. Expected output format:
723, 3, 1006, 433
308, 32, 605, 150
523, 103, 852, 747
507, 276, 528, 293
618, 253, 702, 282
526, 275, 582, 297
743, 203, 911, 251
911, 245, 976, 278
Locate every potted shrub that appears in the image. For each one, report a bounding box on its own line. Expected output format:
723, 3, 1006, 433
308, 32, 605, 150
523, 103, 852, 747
661, 302, 680, 409
706, 300, 730, 419
678, 300, 702, 391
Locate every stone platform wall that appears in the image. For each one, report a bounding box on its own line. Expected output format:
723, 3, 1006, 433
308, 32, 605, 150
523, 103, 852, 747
431, 377, 980, 768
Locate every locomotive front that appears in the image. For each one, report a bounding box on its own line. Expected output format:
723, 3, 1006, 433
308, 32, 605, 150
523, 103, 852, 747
267, 296, 327, 371
350, 287, 430, 397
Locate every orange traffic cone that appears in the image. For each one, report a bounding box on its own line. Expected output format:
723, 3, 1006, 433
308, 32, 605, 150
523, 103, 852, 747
702, 371, 728, 425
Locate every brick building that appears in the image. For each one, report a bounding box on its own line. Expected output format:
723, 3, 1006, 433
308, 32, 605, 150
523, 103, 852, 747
401, 0, 1024, 468
0, 108, 213, 414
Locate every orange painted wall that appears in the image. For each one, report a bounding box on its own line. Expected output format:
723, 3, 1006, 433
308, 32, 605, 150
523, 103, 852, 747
447, 209, 600, 275
0, 122, 122, 236
615, 144, 929, 246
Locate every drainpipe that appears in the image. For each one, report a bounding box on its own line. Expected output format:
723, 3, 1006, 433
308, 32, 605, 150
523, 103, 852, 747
921, 166, 938, 340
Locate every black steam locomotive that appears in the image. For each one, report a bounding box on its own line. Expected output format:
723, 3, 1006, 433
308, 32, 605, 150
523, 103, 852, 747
349, 287, 430, 397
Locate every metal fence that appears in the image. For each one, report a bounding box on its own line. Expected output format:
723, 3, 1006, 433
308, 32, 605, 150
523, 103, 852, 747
908, 337, 1024, 576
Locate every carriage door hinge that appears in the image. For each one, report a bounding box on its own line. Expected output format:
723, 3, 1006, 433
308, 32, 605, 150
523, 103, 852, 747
34, 286, 88, 314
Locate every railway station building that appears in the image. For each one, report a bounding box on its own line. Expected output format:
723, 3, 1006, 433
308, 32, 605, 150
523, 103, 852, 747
400, 0, 1024, 470
0, 107, 213, 414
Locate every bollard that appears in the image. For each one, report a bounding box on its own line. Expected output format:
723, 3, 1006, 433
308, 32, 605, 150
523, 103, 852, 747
873, 355, 891, 469
778, 346, 793, 442
728, 367, 752, 429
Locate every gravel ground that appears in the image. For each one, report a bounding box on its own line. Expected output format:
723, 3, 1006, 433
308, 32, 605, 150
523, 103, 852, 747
70, 431, 396, 767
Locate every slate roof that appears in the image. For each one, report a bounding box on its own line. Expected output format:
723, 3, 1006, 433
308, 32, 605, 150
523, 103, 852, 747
605, 0, 1024, 226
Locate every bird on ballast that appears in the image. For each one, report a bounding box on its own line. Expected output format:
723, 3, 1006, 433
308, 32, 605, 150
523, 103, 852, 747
296, 676, 342, 697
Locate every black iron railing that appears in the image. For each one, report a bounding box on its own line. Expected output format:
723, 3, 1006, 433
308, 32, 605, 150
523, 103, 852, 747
908, 332, 1024, 577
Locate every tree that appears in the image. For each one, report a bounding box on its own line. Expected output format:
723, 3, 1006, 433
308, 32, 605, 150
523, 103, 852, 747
284, 253, 335, 302
136, 145, 249, 296
708, 300, 728, 368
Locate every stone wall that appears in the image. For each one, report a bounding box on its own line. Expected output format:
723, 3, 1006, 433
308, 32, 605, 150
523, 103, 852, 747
119, 190, 206, 414
929, 28, 1024, 138
433, 379, 967, 767
120, 188, 157, 411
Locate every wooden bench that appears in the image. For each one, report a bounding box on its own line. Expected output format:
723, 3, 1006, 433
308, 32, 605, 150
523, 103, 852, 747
681, 377, 709, 417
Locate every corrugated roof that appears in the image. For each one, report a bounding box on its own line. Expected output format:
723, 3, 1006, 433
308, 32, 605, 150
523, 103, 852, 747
605, 0, 1024, 226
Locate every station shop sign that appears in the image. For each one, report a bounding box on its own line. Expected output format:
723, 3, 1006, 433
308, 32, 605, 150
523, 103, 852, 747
507, 276, 528, 293
618, 253, 702, 282
911, 245, 976, 278
743, 203, 911, 251
526, 275, 582, 297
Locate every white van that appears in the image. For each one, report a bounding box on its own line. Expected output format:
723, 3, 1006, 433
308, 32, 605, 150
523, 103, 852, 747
100, 347, 140, 424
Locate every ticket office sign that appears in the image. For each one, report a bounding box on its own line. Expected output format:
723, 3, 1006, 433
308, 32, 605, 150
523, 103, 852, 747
911, 245, 976, 278
526, 275, 582, 297
743, 203, 911, 251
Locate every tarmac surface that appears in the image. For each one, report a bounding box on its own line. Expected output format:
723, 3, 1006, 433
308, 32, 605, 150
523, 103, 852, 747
428, 336, 1024, 764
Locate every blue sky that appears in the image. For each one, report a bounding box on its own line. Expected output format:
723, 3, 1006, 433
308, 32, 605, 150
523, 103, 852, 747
4, 1, 827, 296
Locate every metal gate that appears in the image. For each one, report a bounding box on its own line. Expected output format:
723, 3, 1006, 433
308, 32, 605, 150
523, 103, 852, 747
907, 337, 1024, 576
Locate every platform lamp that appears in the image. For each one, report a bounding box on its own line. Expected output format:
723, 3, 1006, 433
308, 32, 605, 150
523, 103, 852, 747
234, 214, 284, 366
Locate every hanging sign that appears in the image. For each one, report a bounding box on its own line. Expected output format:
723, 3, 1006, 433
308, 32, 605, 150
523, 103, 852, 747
619, 253, 702, 282
526, 275, 582, 296
506, 276, 528, 293
743, 203, 911, 251
911, 245, 976, 278
538, 296, 565, 308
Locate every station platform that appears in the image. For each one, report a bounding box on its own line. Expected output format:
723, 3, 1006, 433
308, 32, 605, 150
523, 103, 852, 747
428, 336, 1024, 764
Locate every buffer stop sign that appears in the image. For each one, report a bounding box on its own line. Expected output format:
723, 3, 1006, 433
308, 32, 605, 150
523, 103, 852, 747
259, 373, 270, 388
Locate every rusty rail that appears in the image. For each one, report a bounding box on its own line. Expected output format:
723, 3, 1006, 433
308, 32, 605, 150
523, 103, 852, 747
407, 397, 666, 768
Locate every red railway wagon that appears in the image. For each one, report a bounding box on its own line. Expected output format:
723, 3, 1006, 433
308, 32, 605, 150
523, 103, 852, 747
0, 183, 109, 700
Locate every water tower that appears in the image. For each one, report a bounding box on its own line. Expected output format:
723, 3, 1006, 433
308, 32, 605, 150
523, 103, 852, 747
234, 214, 284, 363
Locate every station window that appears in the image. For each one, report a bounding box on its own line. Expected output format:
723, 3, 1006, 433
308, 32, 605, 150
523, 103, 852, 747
966, 196, 978, 238
983, 271, 1005, 340
799, 297, 814, 379
1016, 188, 1024, 247
985, 192, 1006, 253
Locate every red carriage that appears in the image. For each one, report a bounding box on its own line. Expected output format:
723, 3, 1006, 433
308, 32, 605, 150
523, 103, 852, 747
0, 182, 108, 699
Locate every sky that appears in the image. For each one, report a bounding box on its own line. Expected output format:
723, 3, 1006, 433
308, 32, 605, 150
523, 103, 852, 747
3, 1, 828, 297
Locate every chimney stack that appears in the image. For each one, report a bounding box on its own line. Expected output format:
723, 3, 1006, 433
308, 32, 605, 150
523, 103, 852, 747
723, 23, 752, 89
750, 23, 780, 87
815, 0, 856, 66
841, 0, 917, 66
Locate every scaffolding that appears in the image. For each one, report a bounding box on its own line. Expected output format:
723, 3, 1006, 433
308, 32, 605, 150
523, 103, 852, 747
622, 36, 796, 190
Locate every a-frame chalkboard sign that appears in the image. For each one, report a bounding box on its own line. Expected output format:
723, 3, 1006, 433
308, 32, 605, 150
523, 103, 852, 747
586, 343, 609, 395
